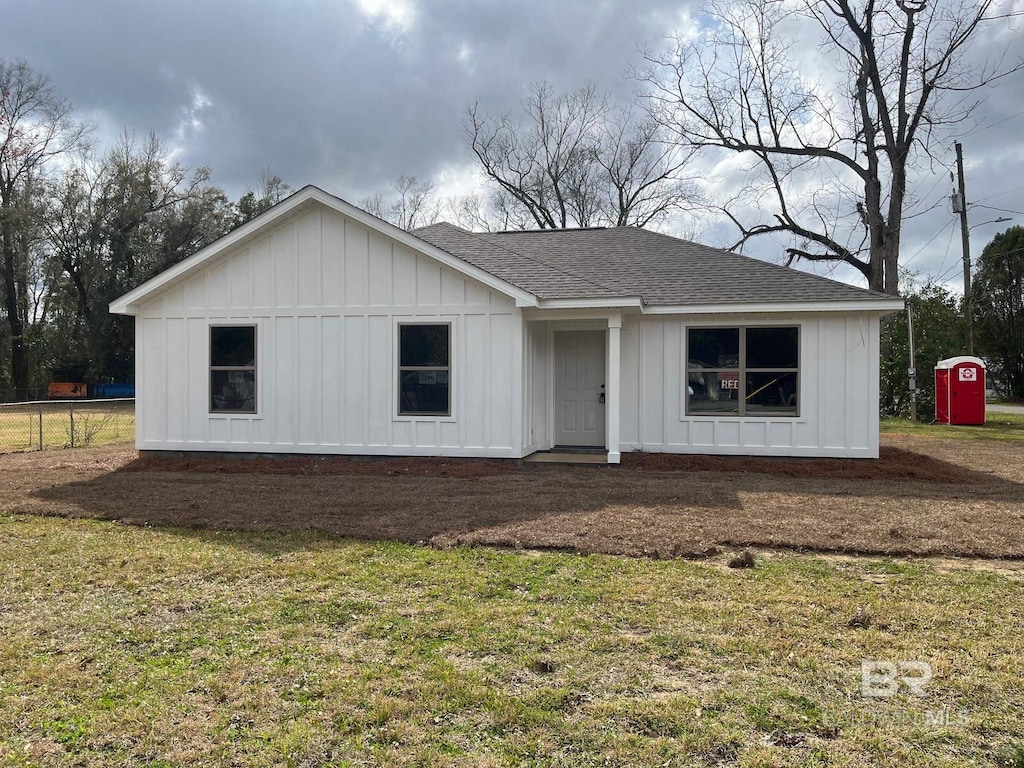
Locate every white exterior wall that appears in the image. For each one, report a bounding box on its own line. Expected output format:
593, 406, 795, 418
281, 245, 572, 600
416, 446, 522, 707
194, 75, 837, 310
134, 204, 523, 456
619, 312, 881, 458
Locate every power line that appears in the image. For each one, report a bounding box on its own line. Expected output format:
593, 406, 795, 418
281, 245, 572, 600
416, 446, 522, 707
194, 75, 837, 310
963, 109, 1024, 137
974, 184, 1024, 204
972, 203, 1024, 216
977, 245, 1024, 260
903, 218, 957, 267
932, 222, 962, 283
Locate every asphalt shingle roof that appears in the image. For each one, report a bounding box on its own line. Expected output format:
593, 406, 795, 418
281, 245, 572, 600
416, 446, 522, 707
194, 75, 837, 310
412, 223, 892, 306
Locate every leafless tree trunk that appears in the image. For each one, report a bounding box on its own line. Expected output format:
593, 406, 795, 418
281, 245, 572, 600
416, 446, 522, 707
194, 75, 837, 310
465, 81, 700, 230
642, 0, 1021, 294
360, 175, 441, 231
0, 59, 88, 392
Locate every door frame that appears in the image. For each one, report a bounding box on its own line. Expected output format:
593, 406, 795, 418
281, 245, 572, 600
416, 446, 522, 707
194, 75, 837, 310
547, 323, 608, 450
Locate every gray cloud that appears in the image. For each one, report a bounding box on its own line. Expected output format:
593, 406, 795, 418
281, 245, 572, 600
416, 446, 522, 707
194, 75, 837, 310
2, 0, 1022, 289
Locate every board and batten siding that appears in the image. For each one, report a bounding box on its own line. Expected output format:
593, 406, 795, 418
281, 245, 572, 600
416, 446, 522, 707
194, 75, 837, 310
619, 313, 881, 458
522, 320, 549, 453
134, 204, 523, 456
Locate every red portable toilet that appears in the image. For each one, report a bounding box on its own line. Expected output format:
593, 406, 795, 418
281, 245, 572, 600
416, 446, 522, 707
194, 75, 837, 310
935, 356, 986, 425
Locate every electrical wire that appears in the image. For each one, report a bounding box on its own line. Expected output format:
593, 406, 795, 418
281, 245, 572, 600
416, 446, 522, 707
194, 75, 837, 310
962, 109, 1024, 138
974, 184, 1024, 204
903, 218, 957, 267
932, 225, 963, 284
972, 203, 1024, 216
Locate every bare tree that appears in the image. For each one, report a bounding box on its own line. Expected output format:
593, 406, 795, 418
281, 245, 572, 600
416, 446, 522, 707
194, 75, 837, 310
642, 0, 1022, 295
360, 175, 441, 231
234, 170, 291, 225
0, 59, 88, 393
465, 81, 699, 230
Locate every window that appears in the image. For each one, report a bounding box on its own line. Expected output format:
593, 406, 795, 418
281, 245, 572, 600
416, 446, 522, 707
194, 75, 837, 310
398, 323, 451, 416
210, 325, 256, 413
687, 326, 798, 416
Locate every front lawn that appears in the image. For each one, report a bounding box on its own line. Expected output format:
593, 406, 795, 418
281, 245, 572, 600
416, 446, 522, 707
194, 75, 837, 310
881, 412, 1024, 441
0, 401, 135, 452
1, 514, 1022, 767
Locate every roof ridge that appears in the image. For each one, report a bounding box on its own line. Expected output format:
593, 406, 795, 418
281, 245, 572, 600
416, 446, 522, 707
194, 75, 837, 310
494, 226, 608, 234
443, 226, 629, 298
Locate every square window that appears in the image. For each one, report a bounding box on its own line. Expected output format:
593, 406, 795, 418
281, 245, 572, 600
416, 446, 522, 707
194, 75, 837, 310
688, 327, 739, 369
211, 326, 256, 367
686, 326, 799, 417
746, 327, 799, 369
400, 324, 450, 367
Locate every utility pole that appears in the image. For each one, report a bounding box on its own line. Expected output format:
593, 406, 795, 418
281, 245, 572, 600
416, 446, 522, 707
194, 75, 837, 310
907, 296, 918, 422
954, 142, 973, 355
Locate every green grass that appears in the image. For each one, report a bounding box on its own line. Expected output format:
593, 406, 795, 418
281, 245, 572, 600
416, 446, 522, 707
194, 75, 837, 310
0, 402, 134, 452
1, 514, 1022, 766
881, 412, 1024, 441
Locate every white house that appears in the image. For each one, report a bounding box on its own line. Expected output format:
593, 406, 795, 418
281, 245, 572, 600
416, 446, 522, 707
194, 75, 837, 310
110, 186, 904, 462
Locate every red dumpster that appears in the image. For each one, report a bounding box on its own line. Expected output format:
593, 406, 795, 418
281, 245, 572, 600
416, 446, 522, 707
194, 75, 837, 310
47, 382, 88, 399
935, 356, 986, 425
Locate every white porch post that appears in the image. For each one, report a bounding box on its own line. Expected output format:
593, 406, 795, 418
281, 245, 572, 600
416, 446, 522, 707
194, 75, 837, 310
607, 313, 622, 464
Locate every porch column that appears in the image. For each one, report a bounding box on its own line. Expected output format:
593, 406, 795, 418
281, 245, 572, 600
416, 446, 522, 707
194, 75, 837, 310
607, 313, 622, 464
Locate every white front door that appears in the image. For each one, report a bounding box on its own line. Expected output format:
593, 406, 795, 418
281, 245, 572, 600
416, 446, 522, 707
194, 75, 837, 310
554, 330, 606, 447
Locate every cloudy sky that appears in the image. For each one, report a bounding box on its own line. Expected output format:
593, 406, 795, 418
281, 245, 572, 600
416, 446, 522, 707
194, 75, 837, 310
2, 0, 1022, 291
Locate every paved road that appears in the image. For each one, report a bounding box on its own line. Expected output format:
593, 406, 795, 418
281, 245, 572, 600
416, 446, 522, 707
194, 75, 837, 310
987, 404, 1024, 414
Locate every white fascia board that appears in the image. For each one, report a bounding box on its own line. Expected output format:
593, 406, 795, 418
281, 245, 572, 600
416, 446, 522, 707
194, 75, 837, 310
109, 185, 537, 315
534, 296, 644, 310
640, 298, 905, 315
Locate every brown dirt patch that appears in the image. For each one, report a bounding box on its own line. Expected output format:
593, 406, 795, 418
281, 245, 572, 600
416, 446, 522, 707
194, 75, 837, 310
117, 445, 986, 485
2, 437, 1023, 561
123, 453, 514, 479
620, 446, 985, 483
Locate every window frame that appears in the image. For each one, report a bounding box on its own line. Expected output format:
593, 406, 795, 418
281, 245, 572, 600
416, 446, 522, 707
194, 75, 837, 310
395, 320, 454, 420
209, 323, 258, 415
685, 324, 800, 418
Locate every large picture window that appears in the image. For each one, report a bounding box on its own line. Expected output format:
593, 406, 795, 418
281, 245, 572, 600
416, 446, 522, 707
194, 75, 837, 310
687, 326, 798, 416
398, 323, 451, 416
210, 325, 257, 414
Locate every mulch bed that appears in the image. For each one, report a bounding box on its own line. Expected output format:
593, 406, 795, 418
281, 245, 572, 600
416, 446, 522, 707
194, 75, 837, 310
120, 445, 985, 484
122, 454, 515, 478
620, 446, 986, 484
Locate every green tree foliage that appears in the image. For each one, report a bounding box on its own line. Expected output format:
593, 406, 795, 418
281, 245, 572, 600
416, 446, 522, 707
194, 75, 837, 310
0, 60, 291, 399
233, 171, 291, 227
44, 133, 238, 383
880, 282, 965, 418
0, 58, 89, 396
974, 226, 1024, 400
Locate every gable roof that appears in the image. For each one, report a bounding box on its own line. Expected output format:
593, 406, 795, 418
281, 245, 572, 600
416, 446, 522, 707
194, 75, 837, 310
111, 184, 903, 317
412, 223, 902, 311
109, 186, 536, 315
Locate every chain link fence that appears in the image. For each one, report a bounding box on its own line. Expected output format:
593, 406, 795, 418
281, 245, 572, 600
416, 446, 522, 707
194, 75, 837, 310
0, 398, 135, 453
0, 387, 49, 404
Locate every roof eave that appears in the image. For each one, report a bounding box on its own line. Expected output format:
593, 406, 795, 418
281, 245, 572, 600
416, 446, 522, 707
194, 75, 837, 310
526, 297, 904, 314
639, 298, 905, 314
534, 296, 643, 309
